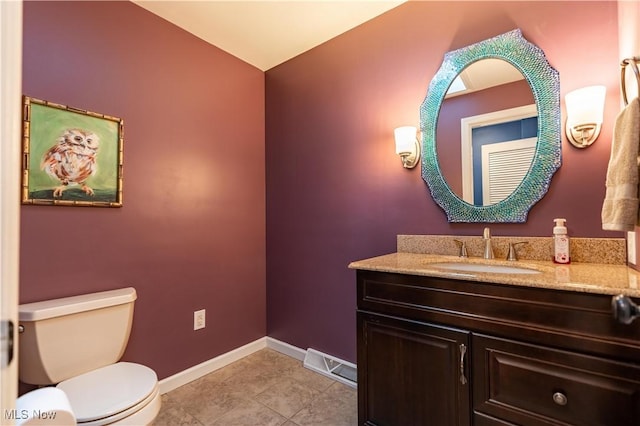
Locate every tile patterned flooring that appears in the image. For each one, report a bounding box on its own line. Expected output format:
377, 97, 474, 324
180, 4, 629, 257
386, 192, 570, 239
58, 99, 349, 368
152, 349, 357, 426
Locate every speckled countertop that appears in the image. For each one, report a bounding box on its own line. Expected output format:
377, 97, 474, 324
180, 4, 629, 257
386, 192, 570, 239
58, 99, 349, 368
348, 235, 640, 297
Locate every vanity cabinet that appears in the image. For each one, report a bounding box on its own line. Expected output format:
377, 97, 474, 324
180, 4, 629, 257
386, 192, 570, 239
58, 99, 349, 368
356, 270, 640, 426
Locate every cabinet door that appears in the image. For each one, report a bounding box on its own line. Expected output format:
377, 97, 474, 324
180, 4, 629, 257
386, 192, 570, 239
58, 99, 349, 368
358, 312, 471, 426
472, 334, 640, 426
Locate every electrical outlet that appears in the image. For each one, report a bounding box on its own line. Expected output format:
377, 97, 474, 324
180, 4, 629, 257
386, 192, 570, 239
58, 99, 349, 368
628, 231, 637, 265
194, 309, 206, 330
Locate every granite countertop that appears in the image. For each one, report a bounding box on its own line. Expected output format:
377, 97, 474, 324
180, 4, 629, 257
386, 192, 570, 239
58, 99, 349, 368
348, 252, 640, 298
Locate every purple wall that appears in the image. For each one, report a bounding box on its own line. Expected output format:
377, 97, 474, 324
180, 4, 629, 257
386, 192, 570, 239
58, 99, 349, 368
21, 1, 266, 380
265, 1, 621, 362
19, 0, 623, 376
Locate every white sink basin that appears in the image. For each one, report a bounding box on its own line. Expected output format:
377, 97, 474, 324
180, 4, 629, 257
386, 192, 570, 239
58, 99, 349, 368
429, 262, 541, 275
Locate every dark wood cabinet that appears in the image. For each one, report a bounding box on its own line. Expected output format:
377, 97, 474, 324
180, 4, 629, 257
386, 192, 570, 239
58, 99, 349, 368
358, 312, 471, 425
355, 269, 640, 426
472, 334, 640, 426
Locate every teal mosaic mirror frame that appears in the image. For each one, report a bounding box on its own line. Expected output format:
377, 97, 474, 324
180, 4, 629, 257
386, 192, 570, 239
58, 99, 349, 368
420, 29, 560, 222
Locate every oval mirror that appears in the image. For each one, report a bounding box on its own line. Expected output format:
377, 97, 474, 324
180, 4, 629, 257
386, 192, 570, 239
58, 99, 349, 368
421, 29, 560, 222
437, 59, 537, 206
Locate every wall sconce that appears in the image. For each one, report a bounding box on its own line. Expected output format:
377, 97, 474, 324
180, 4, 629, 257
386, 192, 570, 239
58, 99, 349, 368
394, 126, 421, 168
565, 85, 606, 148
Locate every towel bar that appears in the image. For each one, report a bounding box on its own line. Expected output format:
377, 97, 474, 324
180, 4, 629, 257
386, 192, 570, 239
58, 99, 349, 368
621, 56, 640, 106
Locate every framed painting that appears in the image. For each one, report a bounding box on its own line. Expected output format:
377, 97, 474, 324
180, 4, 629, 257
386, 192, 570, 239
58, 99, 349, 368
22, 96, 123, 207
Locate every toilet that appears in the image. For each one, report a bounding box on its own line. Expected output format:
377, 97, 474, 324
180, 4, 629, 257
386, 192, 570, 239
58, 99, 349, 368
18, 287, 161, 425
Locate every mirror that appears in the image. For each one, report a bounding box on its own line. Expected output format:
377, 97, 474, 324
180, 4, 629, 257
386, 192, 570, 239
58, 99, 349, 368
420, 29, 560, 222
437, 59, 536, 206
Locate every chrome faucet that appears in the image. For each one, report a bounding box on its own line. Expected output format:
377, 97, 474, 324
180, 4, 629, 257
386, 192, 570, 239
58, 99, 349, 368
454, 239, 468, 258
507, 242, 528, 261
483, 227, 494, 259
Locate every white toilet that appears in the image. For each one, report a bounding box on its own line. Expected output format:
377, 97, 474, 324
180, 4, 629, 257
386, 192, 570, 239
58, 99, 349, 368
18, 287, 161, 425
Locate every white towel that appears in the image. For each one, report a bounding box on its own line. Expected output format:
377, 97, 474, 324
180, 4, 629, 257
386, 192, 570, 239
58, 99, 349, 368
602, 97, 640, 231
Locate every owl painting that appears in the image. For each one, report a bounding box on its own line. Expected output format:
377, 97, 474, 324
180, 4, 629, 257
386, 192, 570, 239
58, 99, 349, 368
41, 128, 100, 197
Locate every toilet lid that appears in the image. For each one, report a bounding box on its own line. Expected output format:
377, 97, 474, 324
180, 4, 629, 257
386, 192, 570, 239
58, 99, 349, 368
57, 362, 158, 423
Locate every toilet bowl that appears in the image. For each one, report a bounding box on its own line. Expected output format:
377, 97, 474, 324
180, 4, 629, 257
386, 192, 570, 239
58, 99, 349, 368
16, 387, 75, 426
57, 362, 160, 425
18, 288, 161, 425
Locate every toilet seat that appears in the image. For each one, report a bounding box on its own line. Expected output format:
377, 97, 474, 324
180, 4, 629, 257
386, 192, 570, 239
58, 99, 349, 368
57, 362, 159, 425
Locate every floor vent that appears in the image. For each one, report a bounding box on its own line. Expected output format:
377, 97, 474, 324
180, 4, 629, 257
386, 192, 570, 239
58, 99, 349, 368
303, 348, 357, 388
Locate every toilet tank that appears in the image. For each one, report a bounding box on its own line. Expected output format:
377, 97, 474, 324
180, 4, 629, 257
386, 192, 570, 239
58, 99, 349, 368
18, 287, 137, 385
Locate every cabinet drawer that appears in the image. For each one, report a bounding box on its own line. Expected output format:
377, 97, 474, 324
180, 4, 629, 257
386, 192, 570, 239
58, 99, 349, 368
472, 334, 640, 426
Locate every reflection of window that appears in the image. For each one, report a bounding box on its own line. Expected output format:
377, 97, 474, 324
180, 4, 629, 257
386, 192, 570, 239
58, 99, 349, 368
460, 104, 537, 205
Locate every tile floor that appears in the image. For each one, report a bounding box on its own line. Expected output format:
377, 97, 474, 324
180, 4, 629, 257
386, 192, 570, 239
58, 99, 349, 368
152, 348, 357, 426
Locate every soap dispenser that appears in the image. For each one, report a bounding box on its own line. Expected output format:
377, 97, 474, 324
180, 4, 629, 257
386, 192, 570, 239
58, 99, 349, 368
553, 218, 570, 264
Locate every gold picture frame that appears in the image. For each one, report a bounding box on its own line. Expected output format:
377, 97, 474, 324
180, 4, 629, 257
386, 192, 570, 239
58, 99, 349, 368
22, 96, 123, 207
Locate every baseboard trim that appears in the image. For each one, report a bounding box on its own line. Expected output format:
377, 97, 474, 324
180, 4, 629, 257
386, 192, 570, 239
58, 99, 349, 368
157, 337, 309, 394
158, 337, 268, 394
265, 337, 307, 361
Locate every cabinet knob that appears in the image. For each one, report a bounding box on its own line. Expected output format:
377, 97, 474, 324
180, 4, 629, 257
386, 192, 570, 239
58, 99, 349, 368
552, 392, 568, 406
612, 294, 640, 324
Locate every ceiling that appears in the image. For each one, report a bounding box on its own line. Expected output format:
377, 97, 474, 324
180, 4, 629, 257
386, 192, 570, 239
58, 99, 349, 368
446, 59, 525, 98
132, 0, 407, 71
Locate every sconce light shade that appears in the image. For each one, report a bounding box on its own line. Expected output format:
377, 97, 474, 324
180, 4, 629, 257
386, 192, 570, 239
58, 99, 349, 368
394, 126, 420, 168
565, 85, 606, 148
